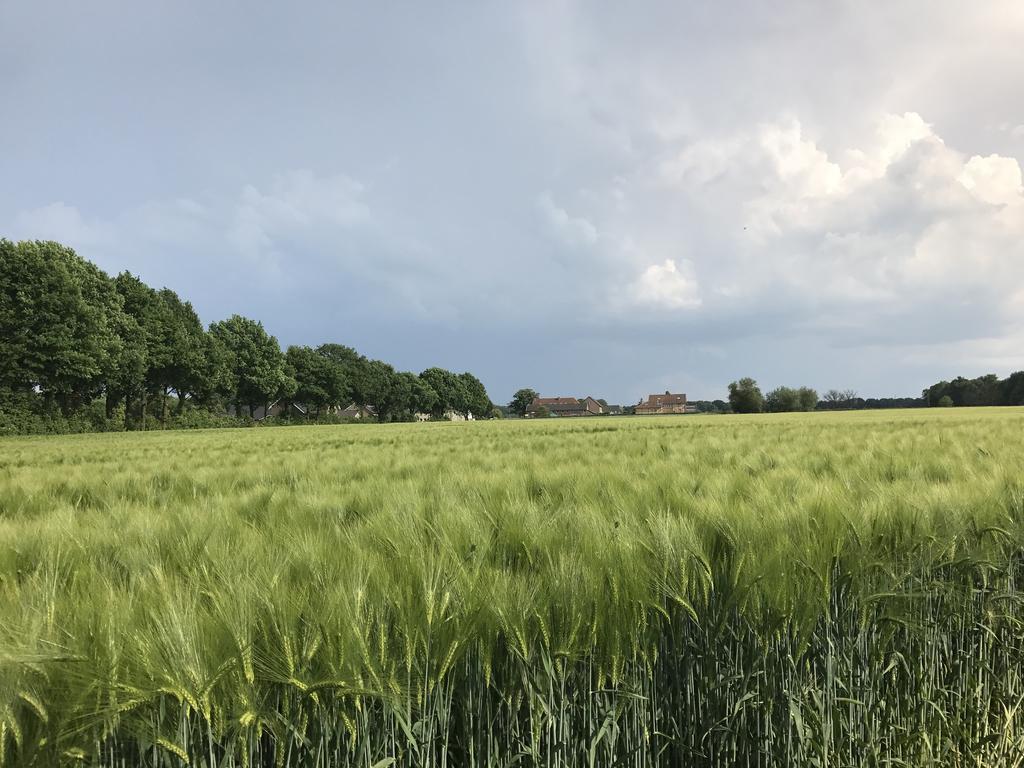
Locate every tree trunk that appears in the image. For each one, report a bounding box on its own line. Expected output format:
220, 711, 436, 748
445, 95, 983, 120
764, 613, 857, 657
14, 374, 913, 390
160, 386, 168, 425
105, 391, 119, 420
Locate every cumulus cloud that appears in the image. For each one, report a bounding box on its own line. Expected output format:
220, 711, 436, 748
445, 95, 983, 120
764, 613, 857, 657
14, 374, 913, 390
959, 154, 1024, 205
538, 193, 599, 248
230, 170, 369, 260
13, 202, 103, 247
630, 259, 701, 310
651, 113, 1024, 320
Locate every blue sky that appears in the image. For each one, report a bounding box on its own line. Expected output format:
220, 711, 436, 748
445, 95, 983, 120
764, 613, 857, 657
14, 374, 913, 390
3, 1, 1024, 405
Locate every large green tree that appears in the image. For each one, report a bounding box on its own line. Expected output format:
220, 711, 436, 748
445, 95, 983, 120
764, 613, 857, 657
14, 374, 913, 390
286, 345, 347, 417
189, 331, 236, 409
316, 343, 364, 404
765, 386, 799, 413
1001, 372, 1024, 406
797, 387, 819, 411
420, 367, 468, 418
0, 240, 122, 412
765, 386, 818, 413
509, 388, 539, 417
728, 378, 764, 414
410, 376, 439, 416
114, 272, 166, 424
377, 368, 414, 422
459, 372, 492, 418
103, 310, 147, 423
209, 315, 291, 416
153, 289, 207, 417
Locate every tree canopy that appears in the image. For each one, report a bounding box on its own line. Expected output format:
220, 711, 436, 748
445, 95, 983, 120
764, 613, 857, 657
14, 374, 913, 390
0, 239, 493, 433
509, 388, 539, 417
765, 386, 818, 413
727, 378, 764, 414
923, 373, 1024, 407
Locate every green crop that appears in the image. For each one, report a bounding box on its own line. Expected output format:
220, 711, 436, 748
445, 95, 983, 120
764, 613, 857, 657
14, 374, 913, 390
2, 409, 1024, 766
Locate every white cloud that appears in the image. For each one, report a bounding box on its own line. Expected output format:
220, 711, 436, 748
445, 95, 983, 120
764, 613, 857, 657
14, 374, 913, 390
958, 154, 1024, 205
228, 170, 369, 264
630, 258, 701, 310
870, 112, 936, 171
759, 120, 842, 197
12, 202, 102, 247
655, 113, 1024, 313
529, 108, 1024, 335
662, 136, 745, 186
538, 193, 599, 248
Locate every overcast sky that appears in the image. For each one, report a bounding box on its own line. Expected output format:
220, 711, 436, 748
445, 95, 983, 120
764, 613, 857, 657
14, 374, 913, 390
3, 2, 1024, 404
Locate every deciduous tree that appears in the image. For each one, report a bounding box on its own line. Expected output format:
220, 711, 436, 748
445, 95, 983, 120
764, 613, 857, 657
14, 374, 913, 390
509, 388, 539, 417
728, 378, 764, 414
0, 240, 121, 411
287, 345, 347, 417
209, 315, 290, 416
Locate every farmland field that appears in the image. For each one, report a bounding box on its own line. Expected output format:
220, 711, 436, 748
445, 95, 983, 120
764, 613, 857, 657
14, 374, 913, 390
3, 409, 1024, 767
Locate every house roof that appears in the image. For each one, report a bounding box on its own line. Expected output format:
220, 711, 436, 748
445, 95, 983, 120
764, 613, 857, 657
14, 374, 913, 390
531, 397, 580, 407
640, 393, 687, 406
340, 402, 377, 414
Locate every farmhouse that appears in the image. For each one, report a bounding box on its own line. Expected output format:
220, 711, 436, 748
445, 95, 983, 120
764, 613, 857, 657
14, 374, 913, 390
338, 403, 377, 420
227, 400, 308, 420
636, 391, 689, 415
527, 396, 605, 417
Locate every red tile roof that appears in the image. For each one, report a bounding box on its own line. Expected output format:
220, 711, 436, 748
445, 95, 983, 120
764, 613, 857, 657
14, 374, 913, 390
532, 397, 580, 406
640, 393, 687, 407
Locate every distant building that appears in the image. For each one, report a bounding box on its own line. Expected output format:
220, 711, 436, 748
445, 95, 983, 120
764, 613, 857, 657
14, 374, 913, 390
227, 400, 308, 420
338, 403, 378, 420
636, 392, 689, 415
411, 410, 474, 422
605, 404, 624, 415
527, 396, 605, 417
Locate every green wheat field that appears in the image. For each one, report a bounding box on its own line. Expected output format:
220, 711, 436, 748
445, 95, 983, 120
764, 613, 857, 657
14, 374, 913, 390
3, 409, 1024, 767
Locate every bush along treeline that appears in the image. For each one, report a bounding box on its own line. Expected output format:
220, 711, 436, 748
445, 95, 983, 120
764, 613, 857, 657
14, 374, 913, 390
0, 240, 493, 435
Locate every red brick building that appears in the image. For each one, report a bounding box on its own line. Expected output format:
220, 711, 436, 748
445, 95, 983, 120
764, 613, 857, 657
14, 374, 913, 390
527, 396, 605, 417
635, 392, 688, 415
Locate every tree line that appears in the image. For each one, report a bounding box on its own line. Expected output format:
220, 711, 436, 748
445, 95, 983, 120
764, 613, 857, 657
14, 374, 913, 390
729, 374, 1024, 414
728, 380, 928, 414
923, 373, 1024, 408
0, 239, 493, 434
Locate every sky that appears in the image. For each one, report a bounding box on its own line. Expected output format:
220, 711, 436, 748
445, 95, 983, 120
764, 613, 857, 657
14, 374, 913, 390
3, 1, 1024, 405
